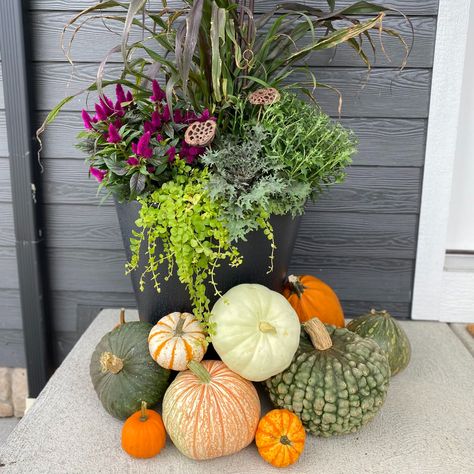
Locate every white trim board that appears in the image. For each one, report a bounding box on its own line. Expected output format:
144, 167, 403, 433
412, 0, 472, 321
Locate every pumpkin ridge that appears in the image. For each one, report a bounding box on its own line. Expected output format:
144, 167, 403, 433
211, 384, 227, 455
152, 338, 172, 361
168, 339, 178, 370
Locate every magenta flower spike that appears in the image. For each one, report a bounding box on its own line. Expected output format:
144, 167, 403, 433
81, 109, 93, 129
115, 84, 126, 105
199, 109, 216, 122
162, 105, 171, 122
127, 157, 139, 166
150, 80, 166, 102
90, 167, 107, 182
94, 103, 108, 122
151, 110, 161, 129
99, 95, 115, 116
126, 90, 133, 102
165, 146, 176, 162
143, 121, 154, 134
107, 123, 121, 144
135, 131, 153, 159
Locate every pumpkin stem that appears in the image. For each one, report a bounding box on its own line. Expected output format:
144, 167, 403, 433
99, 351, 124, 374
187, 360, 211, 384
140, 401, 148, 422
119, 308, 126, 325
174, 314, 187, 337
304, 318, 333, 350
287, 275, 305, 298
280, 435, 292, 446
259, 321, 276, 334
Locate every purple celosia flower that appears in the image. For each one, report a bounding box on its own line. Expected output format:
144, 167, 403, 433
143, 121, 154, 134
199, 109, 216, 122
180, 141, 205, 164
151, 110, 161, 129
81, 109, 93, 129
161, 106, 171, 122
127, 157, 139, 166
147, 165, 156, 173
173, 109, 184, 123
150, 80, 166, 102
165, 146, 176, 162
132, 131, 153, 159
90, 167, 107, 182
156, 134, 163, 142
107, 123, 121, 143
99, 95, 115, 116
126, 91, 133, 102
115, 84, 127, 105
94, 103, 108, 122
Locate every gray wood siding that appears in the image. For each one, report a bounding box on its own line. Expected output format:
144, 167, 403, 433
0, 0, 438, 366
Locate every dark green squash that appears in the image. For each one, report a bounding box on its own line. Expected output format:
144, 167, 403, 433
265, 318, 390, 437
90, 310, 170, 420
347, 309, 411, 376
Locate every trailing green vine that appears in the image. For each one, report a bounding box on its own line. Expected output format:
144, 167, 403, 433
126, 160, 243, 333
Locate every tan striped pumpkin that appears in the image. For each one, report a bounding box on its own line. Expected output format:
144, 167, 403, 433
162, 360, 261, 460
148, 312, 206, 371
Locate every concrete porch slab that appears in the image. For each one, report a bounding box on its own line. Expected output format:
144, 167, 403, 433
0, 309, 473, 473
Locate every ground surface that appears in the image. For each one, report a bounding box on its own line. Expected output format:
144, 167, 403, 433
0, 310, 473, 473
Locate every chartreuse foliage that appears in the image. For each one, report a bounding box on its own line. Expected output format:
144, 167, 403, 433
126, 160, 243, 331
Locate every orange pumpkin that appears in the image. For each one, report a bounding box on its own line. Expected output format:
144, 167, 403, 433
121, 401, 166, 458
162, 360, 260, 460
283, 274, 345, 327
255, 409, 306, 468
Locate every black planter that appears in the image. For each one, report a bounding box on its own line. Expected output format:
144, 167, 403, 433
116, 200, 301, 324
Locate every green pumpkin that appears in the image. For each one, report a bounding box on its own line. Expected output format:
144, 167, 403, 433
264, 318, 390, 437
90, 310, 170, 420
347, 309, 411, 376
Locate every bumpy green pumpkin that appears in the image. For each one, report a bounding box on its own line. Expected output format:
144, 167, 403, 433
265, 318, 390, 437
90, 310, 170, 420
347, 309, 411, 376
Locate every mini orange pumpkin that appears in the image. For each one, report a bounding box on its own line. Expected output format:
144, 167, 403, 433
283, 274, 345, 327
255, 409, 306, 468
121, 401, 166, 458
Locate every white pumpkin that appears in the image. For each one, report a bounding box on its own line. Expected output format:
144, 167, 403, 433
148, 312, 207, 371
210, 284, 301, 381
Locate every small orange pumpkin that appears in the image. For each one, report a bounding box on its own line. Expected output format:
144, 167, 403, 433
255, 409, 306, 468
121, 401, 166, 458
283, 274, 345, 327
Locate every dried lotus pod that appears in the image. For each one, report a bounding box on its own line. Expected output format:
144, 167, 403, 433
184, 120, 217, 146
248, 87, 281, 105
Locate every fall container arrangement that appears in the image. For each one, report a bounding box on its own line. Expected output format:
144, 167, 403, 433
44, 0, 414, 469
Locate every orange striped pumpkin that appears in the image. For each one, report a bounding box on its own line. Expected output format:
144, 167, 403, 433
162, 360, 260, 460
148, 312, 207, 371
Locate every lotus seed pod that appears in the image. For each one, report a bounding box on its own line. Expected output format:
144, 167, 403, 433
248, 87, 281, 105
184, 120, 217, 146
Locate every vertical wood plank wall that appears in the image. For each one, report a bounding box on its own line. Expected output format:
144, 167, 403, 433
0, 0, 439, 366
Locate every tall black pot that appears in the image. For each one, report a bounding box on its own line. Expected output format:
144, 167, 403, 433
116, 200, 301, 324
